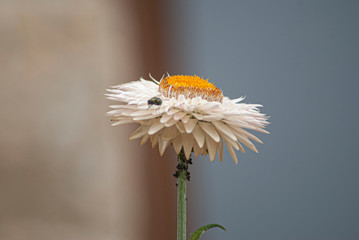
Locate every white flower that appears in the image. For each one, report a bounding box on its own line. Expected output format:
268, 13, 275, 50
106, 75, 269, 164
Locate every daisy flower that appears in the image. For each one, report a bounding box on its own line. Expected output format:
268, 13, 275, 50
106, 74, 269, 164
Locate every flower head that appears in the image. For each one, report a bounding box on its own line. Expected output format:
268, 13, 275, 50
106, 74, 269, 164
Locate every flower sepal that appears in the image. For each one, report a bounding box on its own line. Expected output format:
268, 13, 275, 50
190, 223, 226, 240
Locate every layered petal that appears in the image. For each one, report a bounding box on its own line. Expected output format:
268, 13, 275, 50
107, 75, 269, 164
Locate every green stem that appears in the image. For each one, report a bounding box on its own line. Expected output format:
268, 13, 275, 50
176, 149, 191, 240
177, 165, 186, 240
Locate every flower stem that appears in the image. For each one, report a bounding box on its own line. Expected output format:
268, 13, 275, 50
177, 164, 186, 240
175, 149, 192, 240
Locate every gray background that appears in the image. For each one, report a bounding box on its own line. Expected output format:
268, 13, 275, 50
165, 1, 359, 239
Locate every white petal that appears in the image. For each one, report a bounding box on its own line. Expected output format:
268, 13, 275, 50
165, 118, 178, 127
229, 96, 245, 103
205, 134, 218, 162
192, 125, 205, 148
184, 118, 197, 134
201, 142, 208, 156
198, 122, 220, 142
236, 141, 246, 153
121, 111, 136, 117
218, 139, 224, 162
182, 134, 194, 160
111, 119, 134, 126
164, 106, 170, 112
151, 135, 158, 148
173, 111, 187, 121
160, 113, 173, 123
158, 137, 170, 156
133, 114, 160, 121
222, 118, 248, 128
202, 114, 223, 121
172, 135, 183, 154
198, 102, 220, 111
224, 138, 238, 164
252, 127, 270, 134
148, 121, 165, 135
192, 113, 204, 120
217, 131, 244, 153
109, 104, 137, 109
177, 94, 186, 104
158, 126, 179, 141
181, 114, 190, 124
182, 104, 195, 113
236, 135, 258, 153
231, 126, 263, 143
193, 141, 201, 158
106, 109, 125, 115
129, 125, 150, 140
167, 108, 180, 115
226, 119, 269, 134
212, 121, 237, 141
175, 121, 186, 133
130, 109, 155, 117
140, 135, 150, 146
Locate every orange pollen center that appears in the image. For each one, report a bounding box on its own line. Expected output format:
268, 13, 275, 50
159, 75, 223, 102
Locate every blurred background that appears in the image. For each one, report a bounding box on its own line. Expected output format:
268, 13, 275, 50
0, 1, 358, 240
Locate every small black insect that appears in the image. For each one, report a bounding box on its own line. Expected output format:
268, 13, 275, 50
147, 97, 162, 106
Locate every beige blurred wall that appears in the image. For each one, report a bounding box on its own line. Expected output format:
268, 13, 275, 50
0, 1, 150, 239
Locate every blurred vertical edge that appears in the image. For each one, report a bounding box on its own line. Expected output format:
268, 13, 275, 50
129, 1, 177, 240
0, 0, 175, 239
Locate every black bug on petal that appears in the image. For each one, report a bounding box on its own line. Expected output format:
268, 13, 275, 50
147, 97, 162, 106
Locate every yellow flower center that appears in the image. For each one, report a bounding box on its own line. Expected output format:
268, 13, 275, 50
159, 75, 223, 102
